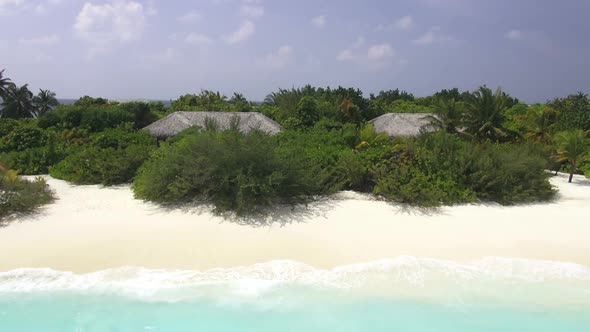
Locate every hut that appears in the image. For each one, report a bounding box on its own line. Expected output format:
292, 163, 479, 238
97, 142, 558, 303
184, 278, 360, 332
143, 111, 282, 139
368, 113, 435, 138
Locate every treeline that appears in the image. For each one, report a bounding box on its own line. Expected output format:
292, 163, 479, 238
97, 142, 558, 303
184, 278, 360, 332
1, 68, 589, 221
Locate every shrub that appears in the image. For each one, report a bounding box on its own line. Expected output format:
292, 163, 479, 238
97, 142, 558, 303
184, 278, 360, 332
371, 132, 554, 206
133, 129, 318, 216
50, 129, 156, 185
0, 166, 54, 221
0, 119, 21, 138
465, 143, 556, 204
0, 126, 45, 152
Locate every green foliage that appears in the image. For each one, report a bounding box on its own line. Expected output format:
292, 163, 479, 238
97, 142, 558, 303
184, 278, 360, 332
464, 143, 555, 203
463, 86, 518, 142
133, 129, 318, 216
74, 96, 110, 107
0, 119, 21, 138
0, 126, 45, 152
50, 129, 156, 185
171, 90, 230, 112
553, 129, 590, 182
0, 166, 54, 221
550, 92, 590, 131
381, 100, 433, 114
372, 132, 555, 206
37, 102, 157, 132
294, 96, 320, 128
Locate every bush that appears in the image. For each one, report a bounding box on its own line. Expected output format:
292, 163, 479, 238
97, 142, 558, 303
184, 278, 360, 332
0, 119, 21, 138
133, 129, 318, 216
50, 129, 156, 185
371, 132, 555, 206
0, 126, 45, 152
465, 143, 556, 204
0, 166, 54, 221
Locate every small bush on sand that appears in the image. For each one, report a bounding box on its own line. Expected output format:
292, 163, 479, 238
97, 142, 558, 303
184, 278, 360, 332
0, 165, 54, 221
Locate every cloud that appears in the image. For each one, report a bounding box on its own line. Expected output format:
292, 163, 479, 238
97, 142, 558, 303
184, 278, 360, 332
74, 1, 147, 48
414, 31, 435, 45
0, 0, 25, 14
311, 15, 326, 28
241, 4, 264, 18
395, 15, 414, 30
264, 45, 294, 69
224, 20, 255, 44
336, 49, 356, 61
146, 47, 179, 64
177, 11, 201, 24
413, 26, 452, 45
337, 41, 395, 68
367, 43, 395, 61
18, 34, 59, 45
505, 29, 524, 40
185, 33, 211, 45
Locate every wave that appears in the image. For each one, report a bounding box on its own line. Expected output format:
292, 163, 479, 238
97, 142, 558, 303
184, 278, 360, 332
1, 256, 589, 306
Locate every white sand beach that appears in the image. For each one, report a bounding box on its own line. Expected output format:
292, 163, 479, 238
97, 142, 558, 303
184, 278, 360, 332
0, 174, 589, 272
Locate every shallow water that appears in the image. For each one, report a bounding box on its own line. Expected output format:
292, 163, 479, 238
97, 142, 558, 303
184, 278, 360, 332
1, 257, 589, 332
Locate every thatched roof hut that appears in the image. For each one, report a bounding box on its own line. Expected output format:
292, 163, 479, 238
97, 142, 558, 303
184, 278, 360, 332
368, 113, 435, 138
143, 111, 282, 139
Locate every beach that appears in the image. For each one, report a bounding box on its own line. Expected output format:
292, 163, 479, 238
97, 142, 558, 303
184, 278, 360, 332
0, 173, 588, 273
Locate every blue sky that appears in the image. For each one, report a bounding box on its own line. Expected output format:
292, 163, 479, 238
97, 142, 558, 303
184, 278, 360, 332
1, 0, 589, 102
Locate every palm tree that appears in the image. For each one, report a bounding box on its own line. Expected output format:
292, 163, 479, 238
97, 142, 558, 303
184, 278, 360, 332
424, 98, 464, 136
0, 84, 36, 119
463, 86, 516, 142
32, 89, 59, 116
0, 69, 15, 99
553, 129, 590, 183
523, 106, 557, 145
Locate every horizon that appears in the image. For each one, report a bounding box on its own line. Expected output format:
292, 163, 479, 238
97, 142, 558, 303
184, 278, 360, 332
2, 0, 590, 103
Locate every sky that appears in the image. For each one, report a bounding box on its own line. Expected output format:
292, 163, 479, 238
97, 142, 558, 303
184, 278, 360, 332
1, 0, 590, 103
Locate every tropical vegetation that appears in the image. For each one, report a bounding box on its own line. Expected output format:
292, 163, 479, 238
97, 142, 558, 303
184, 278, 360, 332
1, 67, 589, 221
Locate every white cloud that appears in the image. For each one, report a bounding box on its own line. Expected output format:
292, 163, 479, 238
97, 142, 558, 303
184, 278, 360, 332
177, 10, 200, 24
241, 4, 264, 18
0, 0, 25, 14
311, 15, 326, 28
185, 33, 211, 45
395, 15, 414, 30
264, 45, 294, 69
224, 20, 255, 44
337, 41, 395, 68
19, 34, 59, 45
414, 31, 435, 45
505, 29, 524, 40
413, 26, 452, 45
336, 49, 356, 61
74, 1, 147, 48
367, 43, 395, 61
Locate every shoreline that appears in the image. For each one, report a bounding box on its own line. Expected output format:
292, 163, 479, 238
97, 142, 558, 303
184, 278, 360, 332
0, 173, 589, 273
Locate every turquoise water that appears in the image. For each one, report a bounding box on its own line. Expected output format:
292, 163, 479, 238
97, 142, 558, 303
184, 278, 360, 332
1, 257, 589, 331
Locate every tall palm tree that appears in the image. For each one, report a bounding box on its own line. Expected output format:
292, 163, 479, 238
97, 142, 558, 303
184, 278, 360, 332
424, 98, 464, 136
553, 129, 590, 183
0, 69, 15, 99
463, 86, 516, 142
0, 84, 36, 119
32, 89, 59, 116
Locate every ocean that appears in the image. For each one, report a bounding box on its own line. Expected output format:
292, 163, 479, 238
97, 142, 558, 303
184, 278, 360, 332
1, 257, 589, 332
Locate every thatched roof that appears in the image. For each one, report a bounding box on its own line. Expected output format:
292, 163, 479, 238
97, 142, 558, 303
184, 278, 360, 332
368, 113, 435, 137
143, 111, 282, 139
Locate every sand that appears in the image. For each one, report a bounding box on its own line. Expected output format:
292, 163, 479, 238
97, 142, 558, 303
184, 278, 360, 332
0, 174, 589, 272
